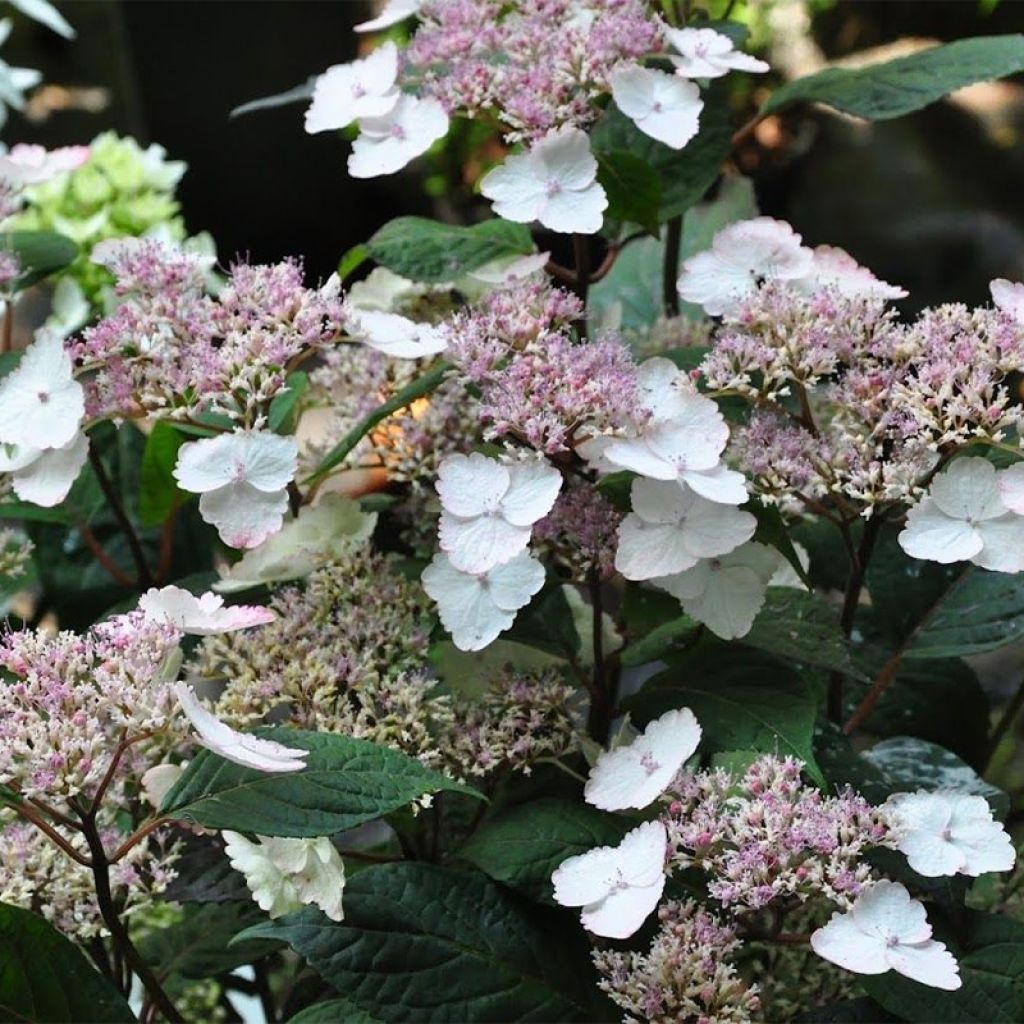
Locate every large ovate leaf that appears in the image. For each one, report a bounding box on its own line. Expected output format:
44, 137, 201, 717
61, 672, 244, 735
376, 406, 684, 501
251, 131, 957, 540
0, 230, 78, 290
0, 902, 134, 1023
459, 798, 629, 903
596, 150, 661, 235
161, 729, 482, 837
138, 420, 188, 527
763, 35, 1024, 121
236, 863, 604, 1022
290, 998, 384, 1024
365, 217, 535, 283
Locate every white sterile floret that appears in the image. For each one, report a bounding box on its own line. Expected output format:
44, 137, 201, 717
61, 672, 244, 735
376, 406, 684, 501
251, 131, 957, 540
991, 278, 1024, 323
665, 26, 769, 79
584, 708, 701, 811
885, 790, 1015, 878
615, 477, 756, 581
0, 142, 89, 186
174, 682, 307, 773
348, 94, 449, 179
305, 40, 400, 134
463, 251, 550, 287
223, 832, 346, 922
437, 452, 562, 573
479, 126, 608, 235
347, 266, 432, 312
355, 0, 422, 33
797, 245, 908, 301
350, 309, 448, 358
551, 820, 667, 939
610, 66, 702, 150
599, 358, 747, 504
0, 329, 84, 450
140, 763, 184, 809
0, 432, 87, 507
654, 541, 780, 640
45, 277, 90, 338
677, 217, 814, 318
811, 881, 961, 991
173, 431, 298, 550
898, 457, 1024, 573
139, 585, 276, 636
421, 549, 545, 652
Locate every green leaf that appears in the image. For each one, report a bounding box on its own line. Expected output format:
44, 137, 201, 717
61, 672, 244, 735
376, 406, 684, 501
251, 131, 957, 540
138, 420, 188, 527
161, 728, 482, 836
504, 584, 580, 660
230, 76, 317, 118
596, 150, 661, 235
305, 361, 451, 483
0, 231, 78, 290
0, 902, 134, 1022
763, 34, 1024, 121
865, 910, 1024, 1022
338, 244, 369, 282
751, 503, 813, 589
269, 371, 309, 434
290, 998, 384, 1024
236, 863, 602, 1022
459, 799, 630, 903
620, 612, 700, 667
365, 217, 535, 283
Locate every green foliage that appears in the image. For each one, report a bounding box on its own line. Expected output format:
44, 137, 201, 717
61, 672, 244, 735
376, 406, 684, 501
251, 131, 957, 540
161, 728, 483, 836
138, 420, 188, 527
596, 150, 661, 235
268, 370, 309, 433
0, 230, 78, 290
290, 999, 384, 1024
0, 902, 134, 1022
236, 863, 605, 1022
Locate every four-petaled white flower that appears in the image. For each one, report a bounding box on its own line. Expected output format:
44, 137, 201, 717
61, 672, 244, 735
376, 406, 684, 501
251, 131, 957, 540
615, 478, 756, 582
654, 541, 780, 640
0, 142, 89, 186
174, 682, 308, 773
174, 431, 298, 550
597, 358, 747, 504
421, 549, 545, 652
898, 458, 1024, 573
480, 127, 608, 235
437, 453, 562, 573
305, 41, 400, 134
886, 790, 1015, 878
0, 329, 84, 451
811, 881, 961, 991
0, 432, 87, 506
223, 832, 346, 922
677, 217, 814, 318
350, 309, 449, 358
797, 245, 908, 301
348, 94, 449, 179
139, 585, 276, 636
355, 0, 421, 33
551, 820, 667, 939
610, 66, 702, 150
665, 27, 769, 79
585, 708, 702, 811
991, 277, 1024, 323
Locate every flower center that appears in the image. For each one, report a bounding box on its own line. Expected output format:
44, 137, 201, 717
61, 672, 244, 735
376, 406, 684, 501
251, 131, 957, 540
545, 179, 562, 198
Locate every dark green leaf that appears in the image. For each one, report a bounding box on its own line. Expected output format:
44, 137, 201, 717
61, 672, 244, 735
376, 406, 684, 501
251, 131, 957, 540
269, 371, 309, 434
338, 244, 369, 282
798, 997, 897, 1022
163, 836, 250, 904
230, 76, 317, 118
763, 35, 1024, 121
236, 863, 602, 1022
0, 231, 78, 290
138, 420, 188, 527
161, 728, 482, 836
596, 150, 661, 235
504, 584, 580, 660
620, 612, 700, 667
365, 217, 534, 283
751, 503, 813, 588
290, 998, 384, 1024
0, 902, 134, 1022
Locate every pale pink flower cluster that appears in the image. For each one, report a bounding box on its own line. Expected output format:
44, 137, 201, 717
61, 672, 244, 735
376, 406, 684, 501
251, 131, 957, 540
533, 481, 622, 580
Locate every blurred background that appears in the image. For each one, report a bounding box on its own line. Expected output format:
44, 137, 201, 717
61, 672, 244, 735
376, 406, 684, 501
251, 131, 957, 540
5, 0, 1024, 313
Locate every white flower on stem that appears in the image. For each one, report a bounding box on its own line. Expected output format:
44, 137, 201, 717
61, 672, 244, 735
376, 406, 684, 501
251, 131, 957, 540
886, 790, 1015, 878
223, 832, 346, 922
437, 453, 562, 573
174, 431, 298, 550
139, 585, 276, 636
898, 457, 1024, 573
610, 66, 702, 150
585, 708, 701, 811
174, 682, 307, 773
141, 763, 184, 809
796, 245, 908, 301
811, 881, 961, 991
0, 143, 89, 186
463, 251, 550, 287
347, 266, 431, 312
348, 94, 449, 179
304, 41, 400, 134
551, 820, 667, 939
480, 127, 608, 235
421, 549, 545, 652
615, 478, 756, 582
665, 26, 769, 79
0, 431, 87, 507
677, 217, 814, 318
350, 309, 449, 359
654, 541, 780, 640
355, 0, 422, 33
598, 358, 747, 504
991, 278, 1024, 323
0, 329, 84, 450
